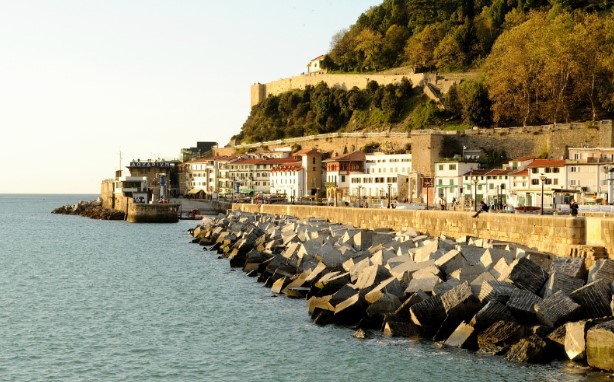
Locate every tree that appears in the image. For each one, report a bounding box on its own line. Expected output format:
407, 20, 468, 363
484, 12, 549, 126
459, 81, 493, 126
404, 22, 447, 71
354, 28, 384, 71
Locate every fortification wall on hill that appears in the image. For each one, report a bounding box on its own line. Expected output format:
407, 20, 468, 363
251, 72, 427, 107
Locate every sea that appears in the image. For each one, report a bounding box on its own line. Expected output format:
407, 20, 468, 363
0, 194, 612, 382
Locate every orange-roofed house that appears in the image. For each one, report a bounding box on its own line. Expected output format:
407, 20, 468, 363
269, 148, 324, 202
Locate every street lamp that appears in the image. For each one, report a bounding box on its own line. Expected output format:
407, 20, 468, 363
473, 177, 479, 211
496, 185, 500, 211
540, 174, 546, 215
387, 183, 392, 208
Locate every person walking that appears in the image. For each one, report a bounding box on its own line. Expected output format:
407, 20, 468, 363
570, 199, 579, 217
473, 200, 489, 218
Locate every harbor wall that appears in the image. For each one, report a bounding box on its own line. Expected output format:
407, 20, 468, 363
100, 179, 179, 223
126, 202, 180, 223
232, 204, 614, 260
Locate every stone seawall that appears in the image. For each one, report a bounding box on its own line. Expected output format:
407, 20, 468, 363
231, 205, 614, 260
127, 202, 180, 223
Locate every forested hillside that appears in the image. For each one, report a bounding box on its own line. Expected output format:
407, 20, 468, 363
235, 0, 614, 144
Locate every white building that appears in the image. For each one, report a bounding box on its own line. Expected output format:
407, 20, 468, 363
567, 147, 614, 204
306, 55, 325, 75
269, 161, 304, 202
525, 159, 566, 209
186, 157, 217, 196
434, 160, 479, 204
347, 153, 412, 202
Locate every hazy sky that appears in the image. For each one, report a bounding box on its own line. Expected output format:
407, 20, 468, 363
0, 0, 379, 194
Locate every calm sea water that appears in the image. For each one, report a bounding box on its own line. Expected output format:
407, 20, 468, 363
0, 194, 611, 381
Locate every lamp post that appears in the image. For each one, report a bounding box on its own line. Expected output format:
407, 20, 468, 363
540, 174, 546, 215
496, 185, 500, 211
473, 178, 479, 212
387, 183, 392, 208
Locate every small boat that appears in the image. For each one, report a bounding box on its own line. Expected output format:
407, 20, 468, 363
179, 208, 205, 220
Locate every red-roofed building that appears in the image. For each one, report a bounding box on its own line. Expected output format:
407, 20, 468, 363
220, 148, 324, 200
323, 151, 366, 201
269, 148, 324, 201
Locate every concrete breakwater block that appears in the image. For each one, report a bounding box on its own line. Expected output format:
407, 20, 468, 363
410, 295, 447, 335
586, 319, 614, 371
541, 272, 585, 299
535, 291, 582, 328
470, 300, 516, 331
550, 257, 587, 279
189, 211, 614, 372
506, 289, 541, 325
569, 279, 613, 319
444, 322, 476, 349
478, 280, 516, 303
383, 319, 420, 338
587, 259, 614, 284
508, 257, 549, 295
477, 320, 527, 355
505, 334, 551, 364
392, 291, 428, 322
565, 318, 613, 362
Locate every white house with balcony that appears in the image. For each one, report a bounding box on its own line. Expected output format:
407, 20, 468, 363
567, 147, 614, 204
269, 161, 304, 202
348, 152, 412, 203
434, 160, 479, 205
186, 156, 218, 197
526, 159, 566, 209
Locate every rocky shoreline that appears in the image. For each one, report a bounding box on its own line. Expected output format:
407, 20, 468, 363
189, 210, 614, 372
52, 199, 125, 220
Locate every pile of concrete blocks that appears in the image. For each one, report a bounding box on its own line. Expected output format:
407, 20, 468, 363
189, 211, 614, 372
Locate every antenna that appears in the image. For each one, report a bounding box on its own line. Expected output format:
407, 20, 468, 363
119, 149, 123, 171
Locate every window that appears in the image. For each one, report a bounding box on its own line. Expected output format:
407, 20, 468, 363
531, 179, 539, 185
449, 164, 456, 170
341, 175, 346, 182
531, 168, 538, 174
553, 168, 559, 173
438, 164, 444, 171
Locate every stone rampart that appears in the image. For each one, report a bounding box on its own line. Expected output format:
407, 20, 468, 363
231, 121, 613, 176
231, 204, 614, 259
252, 72, 427, 107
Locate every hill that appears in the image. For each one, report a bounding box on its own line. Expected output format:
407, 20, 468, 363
234, 1, 614, 145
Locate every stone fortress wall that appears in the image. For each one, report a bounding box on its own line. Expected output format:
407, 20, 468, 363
229, 121, 613, 176
251, 72, 428, 107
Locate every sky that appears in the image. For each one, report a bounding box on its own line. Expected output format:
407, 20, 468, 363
0, 0, 380, 194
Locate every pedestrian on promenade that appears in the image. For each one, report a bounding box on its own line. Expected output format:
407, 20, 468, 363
473, 200, 489, 218
570, 199, 579, 217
